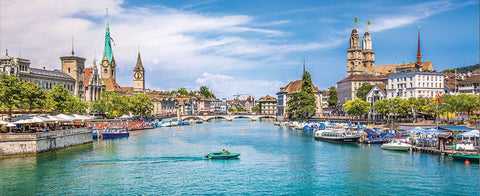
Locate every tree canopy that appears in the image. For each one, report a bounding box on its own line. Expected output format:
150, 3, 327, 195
343, 98, 370, 116
356, 83, 373, 101
327, 86, 337, 107
287, 71, 316, 121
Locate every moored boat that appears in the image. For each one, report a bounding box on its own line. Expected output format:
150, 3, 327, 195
381, 139, 412, 151
101, 126, 129, 139
452, 154, 479, 162
205, 151, 240, 159
314, 130, 361, 143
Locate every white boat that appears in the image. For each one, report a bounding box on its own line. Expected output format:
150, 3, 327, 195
381, 139, 412, 151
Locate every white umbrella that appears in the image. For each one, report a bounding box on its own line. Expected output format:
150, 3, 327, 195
0, 119, 8, 125
12, 114, 47, 124
55, 114, 75, 121
460, 130, 480, 137
6, 122, 16, 127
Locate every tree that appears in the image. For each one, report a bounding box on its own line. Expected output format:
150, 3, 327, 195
92, 91, 130, 118
130, 93, 154, 118
456, 94, 479, 120
327, 86, 337, 107
0, 73, 23, 119
21, 81, 46, 111
252, 104, 259, 113
199, 86, 215, 99
47, 84, 72, 113
356, 83, 373, 101
286, 71, 316, 121
343, 98, 370, 116
64, 96, 88, 114
177, 87, 189, 95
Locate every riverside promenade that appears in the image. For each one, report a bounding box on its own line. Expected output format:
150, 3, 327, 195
0, 127, 92, 156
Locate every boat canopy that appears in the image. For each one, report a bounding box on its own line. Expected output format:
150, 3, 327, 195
364, 129, 378, 136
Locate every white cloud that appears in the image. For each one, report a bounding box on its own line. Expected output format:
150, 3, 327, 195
195, 72, 284, 98
365, 0, 474, 32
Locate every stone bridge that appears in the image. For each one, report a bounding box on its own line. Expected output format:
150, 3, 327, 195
180, 114, 276, 121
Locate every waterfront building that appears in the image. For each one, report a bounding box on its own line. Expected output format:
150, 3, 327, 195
276, 80, 322, 120
151, 97, 176, 116
320, 90, 329, 108
337, 74, 387, 108
258, 95, 277, 115
0, 51, 76, 94
197, 98, 212, 114
210, 99, 227, 114
456, 75, 480, 95
83, 59, 105, 102
365, 83, 386, 119
386, 70, 444, 99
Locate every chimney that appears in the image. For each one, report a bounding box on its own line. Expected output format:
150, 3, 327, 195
43, 66, 45, 70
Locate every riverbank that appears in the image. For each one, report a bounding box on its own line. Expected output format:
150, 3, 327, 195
0, 127, 92, 156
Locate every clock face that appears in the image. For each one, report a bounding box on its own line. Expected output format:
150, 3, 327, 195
134, 71, 143, 80
102, 61, 108, 68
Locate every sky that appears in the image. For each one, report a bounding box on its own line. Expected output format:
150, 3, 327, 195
0, 0, 478, 99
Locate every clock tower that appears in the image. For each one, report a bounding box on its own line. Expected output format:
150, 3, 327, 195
101, 8, 116, 81
133, 52, 145, 93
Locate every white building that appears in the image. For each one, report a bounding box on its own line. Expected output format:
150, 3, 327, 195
386, 70, 444, 99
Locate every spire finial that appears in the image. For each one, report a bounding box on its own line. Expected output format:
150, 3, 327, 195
71, 35, 75, 56
303, 57, 305, 74
5, 49, 8, 56
416, 26, 422, 64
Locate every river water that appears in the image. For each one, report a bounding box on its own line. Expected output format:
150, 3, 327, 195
0, 120, 478, 195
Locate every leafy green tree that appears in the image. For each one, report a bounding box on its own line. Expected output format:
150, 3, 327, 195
199, 86, 215, 99
0, 73, 23, 119
343, 98, 370, 116
228, 107, 237, 113
130, 93, 154, 118
47, 84, 72, 113
373, 99, 389, 116
356, 83, 373, 101
456, 94, 479, 120
252, 104, 259, 113
177, 87, 189, 95
287, 71, 316, 121
47, 84, 88, 114
92, 91, 130, 118
327, 86, 337, 107
21, 81, 46, 111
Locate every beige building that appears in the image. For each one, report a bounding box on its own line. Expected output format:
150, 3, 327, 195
259, 95, 277, 115
84, 60, 105, 102
276, 80, 322, 119
337, 74, 387, 107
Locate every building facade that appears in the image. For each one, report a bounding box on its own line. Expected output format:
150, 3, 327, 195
337, 74, 387, 108
277, 80, 322, 120
347, 28, 375, 76
133, 52, 145, 94
259, 95, 277, 115
0, 51, 76, 94
386, 71, 444, 99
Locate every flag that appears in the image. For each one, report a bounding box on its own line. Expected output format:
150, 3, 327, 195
410, 106, 414, 114
437, 93, 442, 104
109, 36, 116, 46
354, 17, 358, 23
367, 20, 371, 26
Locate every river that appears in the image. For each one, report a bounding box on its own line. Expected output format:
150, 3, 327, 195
0, 120, 478, 195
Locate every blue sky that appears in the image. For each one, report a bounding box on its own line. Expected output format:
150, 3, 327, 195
0, 0, 478, 99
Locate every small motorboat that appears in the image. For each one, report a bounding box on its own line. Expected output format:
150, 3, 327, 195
452, 154, 479, 162
381, 139, 412, 151
205, 151, 240, 159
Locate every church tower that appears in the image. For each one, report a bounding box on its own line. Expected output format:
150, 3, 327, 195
133, 52, 145, 94
101, 8, 116, 81
416, 27, 422, 64
347, 27, 363, 76
60, 38, 86, 99
362, 30, 375, 70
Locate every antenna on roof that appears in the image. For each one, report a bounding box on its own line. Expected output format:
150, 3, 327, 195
303, 57, 305, 74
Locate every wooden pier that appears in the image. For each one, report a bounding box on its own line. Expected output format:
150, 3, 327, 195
411, 146, 479, 156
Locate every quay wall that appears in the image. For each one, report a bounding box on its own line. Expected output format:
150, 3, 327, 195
0, 127, 92, 156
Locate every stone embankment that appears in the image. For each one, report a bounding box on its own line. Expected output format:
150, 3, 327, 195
0, 127, 92, 156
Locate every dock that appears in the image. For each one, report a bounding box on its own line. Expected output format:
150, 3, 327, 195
411, 146, 479, 156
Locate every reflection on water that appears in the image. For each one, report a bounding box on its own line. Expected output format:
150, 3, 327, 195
0, 121, 478, 195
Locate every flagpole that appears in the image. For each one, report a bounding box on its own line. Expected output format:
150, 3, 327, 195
436, 97, 439, 130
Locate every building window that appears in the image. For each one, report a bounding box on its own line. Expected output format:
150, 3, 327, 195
68, 68, 71, 73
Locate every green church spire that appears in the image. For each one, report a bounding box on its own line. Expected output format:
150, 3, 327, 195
103, 7, 114, 64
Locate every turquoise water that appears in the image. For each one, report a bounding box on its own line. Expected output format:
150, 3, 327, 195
0, 120, 478, 195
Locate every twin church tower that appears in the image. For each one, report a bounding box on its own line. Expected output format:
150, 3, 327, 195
347, 26, 375, 76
